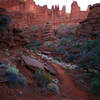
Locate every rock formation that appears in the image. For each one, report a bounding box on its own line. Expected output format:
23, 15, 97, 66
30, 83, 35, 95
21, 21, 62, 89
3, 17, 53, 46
0, 0, 89, 28
70, 1, 89, 23
77, 3, 100, 37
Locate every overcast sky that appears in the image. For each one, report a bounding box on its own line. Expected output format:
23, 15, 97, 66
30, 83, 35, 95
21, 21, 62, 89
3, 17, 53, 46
34, 0, 100, 13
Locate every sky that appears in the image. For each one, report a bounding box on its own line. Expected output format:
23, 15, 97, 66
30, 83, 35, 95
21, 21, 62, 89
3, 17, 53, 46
34, 0, 100, 13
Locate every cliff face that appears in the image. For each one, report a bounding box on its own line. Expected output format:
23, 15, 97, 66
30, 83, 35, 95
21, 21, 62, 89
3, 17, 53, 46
78, 3, 100, 37
0, 0, 36, 13
70, 1, 89, 23
0, 0, 89, 28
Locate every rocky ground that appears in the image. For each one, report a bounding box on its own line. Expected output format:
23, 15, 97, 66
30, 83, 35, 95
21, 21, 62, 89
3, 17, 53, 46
0, 47, 97, 100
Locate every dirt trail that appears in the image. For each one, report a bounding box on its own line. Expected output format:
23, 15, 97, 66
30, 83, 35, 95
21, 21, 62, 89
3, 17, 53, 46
52, 63, 92, 100
0, 50, 93, 100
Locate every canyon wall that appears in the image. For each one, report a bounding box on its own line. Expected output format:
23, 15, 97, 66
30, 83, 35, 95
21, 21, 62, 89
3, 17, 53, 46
70, 1, 89, 23
77, 3, 100, 37
0, 0, 89, 28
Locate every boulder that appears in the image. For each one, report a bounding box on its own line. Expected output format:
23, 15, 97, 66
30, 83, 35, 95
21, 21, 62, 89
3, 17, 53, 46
22, 55, 45, 70
22, 55, 56, 75
44, 63, 56, 75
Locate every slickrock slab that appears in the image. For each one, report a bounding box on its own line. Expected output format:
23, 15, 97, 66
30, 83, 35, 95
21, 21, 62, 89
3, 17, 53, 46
22, 55, 56, 74
44, 63, 56, 75
22, 55, 45, 69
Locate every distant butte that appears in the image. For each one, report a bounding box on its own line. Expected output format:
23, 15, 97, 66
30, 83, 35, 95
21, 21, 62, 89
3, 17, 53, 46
0, 0, 90, 28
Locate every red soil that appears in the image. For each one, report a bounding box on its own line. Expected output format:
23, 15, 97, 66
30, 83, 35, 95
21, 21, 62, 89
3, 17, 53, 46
51, 63, 93, 100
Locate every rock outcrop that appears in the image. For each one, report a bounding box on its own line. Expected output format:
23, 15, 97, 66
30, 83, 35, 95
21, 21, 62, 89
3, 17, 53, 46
77, 3, 100, 37
70, 1, 89, 23
22, 55, 56, 74
0, 0, 89, 28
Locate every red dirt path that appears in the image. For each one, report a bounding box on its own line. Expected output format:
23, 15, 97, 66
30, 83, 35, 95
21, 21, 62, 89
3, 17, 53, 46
51, 63, 93, 100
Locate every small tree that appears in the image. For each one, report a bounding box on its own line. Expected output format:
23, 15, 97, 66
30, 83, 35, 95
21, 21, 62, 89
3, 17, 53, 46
78, 35, 100, 71
0, 14, 11, 33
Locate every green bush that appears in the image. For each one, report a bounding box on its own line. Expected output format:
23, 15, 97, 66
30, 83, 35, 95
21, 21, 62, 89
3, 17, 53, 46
55, 45, 65, 54
90, 76, 100, 95
60, 37, 68, 46
67, 53, 76, 62
47, 43, 55, 48
25, 39, 40, 51
47, 83, 59, 93
5, 67, 19, 75
0, 63, 9, 68
57, 24, 78, 35
78, 35, 100, 71
75, 43, 81, 49
18, 74, 27, 87
32, 25, 39, 31
5, 67, 19, 86
5, 67, 27, 88
55, 56, 62, 62
0, 14, 11, 33
59, 35, 76, 46
35, 69, 52, 88
59, 34, 63, 39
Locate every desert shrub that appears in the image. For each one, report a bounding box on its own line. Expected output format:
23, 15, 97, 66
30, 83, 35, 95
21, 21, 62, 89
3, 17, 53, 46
0, 61, 3, 65
32, 48, 38, 52
64, 51, 69, 57
55, 45, 65, 54
18, 74, 27, 87
0, 14, 11, 33
25, 40, 33, 49
5, 67, 19, 75
82, 40, 100, 52
34, 41, 40, 49
57, 24, 66, 34
71, 24, 79, 32
55, 35, 77, 55
75, 43, 81, 49
55, 56, 62, 62
60, 37, 68, 46
5, 67, 19, 86
57, 24, 78, 35
52, 79, 59, 84
59, 35, 77, 48
67, 53, 76, 62
90, 76, 100, 95
65, 35, 76, 42
57, 24, 69, 35
32, 25, 39, 31
5, 67, 27, 88
77, 35, 100, 71
59, 34, 63, 39
47, 83, 59, 93
35, 69, 40, 80
47, 43, 55, 48
96, 34, 100, 40
35, 69, 52, 88
0, 63, 9, 68
25, 39, 40, 51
